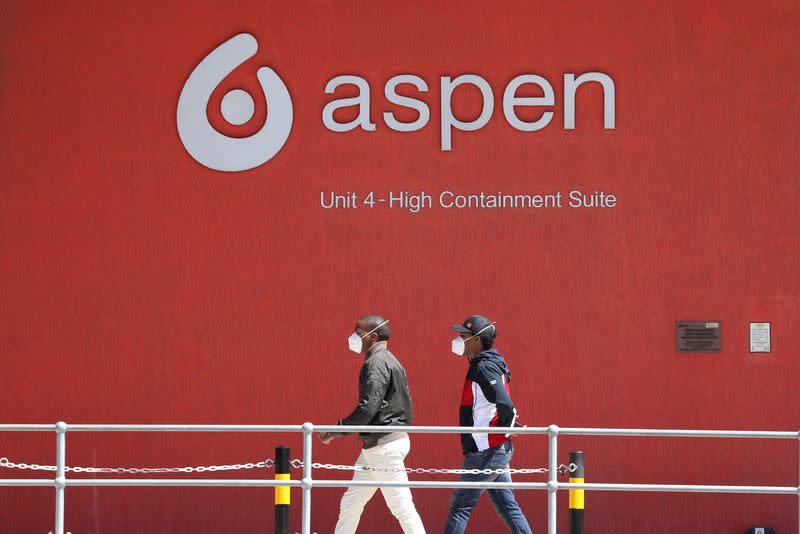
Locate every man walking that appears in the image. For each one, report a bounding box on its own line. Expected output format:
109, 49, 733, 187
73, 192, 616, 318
444, 315, 532, 534
320, 314, 426, 534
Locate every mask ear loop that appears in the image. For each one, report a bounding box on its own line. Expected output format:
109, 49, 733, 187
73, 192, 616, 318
361, 319, 389, 339
464, 322, 497, 353
469, 321, 496, 340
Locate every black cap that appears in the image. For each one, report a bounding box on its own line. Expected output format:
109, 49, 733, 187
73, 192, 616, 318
451, 315, 496, 338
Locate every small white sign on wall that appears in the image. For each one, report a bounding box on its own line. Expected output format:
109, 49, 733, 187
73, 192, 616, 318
749, 323, 771, 353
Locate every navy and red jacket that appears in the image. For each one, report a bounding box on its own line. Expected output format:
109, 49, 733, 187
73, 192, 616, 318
459, 348, 518, 453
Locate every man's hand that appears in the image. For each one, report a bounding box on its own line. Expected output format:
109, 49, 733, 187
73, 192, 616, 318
319, 432, 335, 445
506, 418, 526, 437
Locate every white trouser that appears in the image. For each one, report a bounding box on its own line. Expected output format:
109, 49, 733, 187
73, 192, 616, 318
333, 436, 426, 534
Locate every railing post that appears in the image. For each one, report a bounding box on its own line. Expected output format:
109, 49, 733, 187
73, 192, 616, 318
548, 424, 559, 534
275, 446, 290, 534
569, 451, 584, 534
301, 422, 313, 534
54, 422, 67, 534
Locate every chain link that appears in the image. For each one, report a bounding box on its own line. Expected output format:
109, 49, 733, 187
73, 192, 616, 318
0, 456, 274, 474
558, 463, 579, 475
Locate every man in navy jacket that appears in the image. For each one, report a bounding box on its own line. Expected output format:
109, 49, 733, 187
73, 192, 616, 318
444, 315, 533, 534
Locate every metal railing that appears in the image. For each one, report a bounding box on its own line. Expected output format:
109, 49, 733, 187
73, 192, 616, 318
1, 422, 798, 534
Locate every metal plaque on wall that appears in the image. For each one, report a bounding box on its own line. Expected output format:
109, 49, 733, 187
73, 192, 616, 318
676, 321, 721, 353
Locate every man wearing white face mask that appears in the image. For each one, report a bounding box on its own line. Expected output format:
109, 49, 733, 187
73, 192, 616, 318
319, 314, 426, 534
444, 315, 532, 534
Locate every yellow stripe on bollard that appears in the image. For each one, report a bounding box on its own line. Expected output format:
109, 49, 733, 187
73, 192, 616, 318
275, 473, 291, 505
568, 477, 584, 509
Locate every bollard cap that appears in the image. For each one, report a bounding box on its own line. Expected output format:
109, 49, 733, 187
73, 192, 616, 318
275, 446, 291, 474
569, 450, 585, 478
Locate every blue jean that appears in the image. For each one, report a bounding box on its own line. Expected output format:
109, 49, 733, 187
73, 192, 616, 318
443, 441, 533, 534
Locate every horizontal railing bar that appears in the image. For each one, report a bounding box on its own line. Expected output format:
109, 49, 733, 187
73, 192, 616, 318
65, 425, 305, 432
2, 478, 796, 494
0, 425, 57, 432
65, 479, 304, 487
312, 425, 549, 434
52, 480, 549, 490
1, 424, 797, 439
558, 428, 799, 439
0, 425, 546, 434
559, 482, 799, 495
311, 480, 549, 489
0, 479, 55, 487
3, 424, 798, 439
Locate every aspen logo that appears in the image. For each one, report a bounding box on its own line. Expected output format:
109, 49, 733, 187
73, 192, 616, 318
178, 33, 616, 172
176, 33, 293, 172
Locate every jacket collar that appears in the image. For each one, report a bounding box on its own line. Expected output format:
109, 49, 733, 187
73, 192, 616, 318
366, 341, 388, 358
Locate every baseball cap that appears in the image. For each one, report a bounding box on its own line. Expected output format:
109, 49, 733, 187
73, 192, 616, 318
451, 315, 496, 338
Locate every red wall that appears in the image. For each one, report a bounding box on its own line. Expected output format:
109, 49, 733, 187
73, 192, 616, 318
1, 1, 798, 532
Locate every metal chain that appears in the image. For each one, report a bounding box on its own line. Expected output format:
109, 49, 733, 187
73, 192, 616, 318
0, 456, 274, 474
1, 455, 577, 477
295, 460, 578, 476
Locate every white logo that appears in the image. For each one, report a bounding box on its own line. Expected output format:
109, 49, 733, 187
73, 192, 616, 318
177, 33, 293, 172
178, 33, 615, 171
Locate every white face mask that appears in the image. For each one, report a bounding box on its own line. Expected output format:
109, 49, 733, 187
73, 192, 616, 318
451, 323, 496, 356
347, 320, 389, 354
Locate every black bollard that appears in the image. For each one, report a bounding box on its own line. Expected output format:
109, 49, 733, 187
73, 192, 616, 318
275, 446, 290, 534
569, 450, 584, 534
